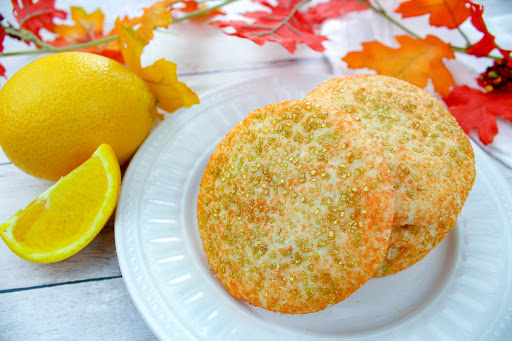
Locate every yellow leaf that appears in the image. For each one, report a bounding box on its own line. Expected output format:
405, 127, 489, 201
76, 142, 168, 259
115, 20, 143, 72
115, 20, 199, 114
132, 0, 175, 44
141, 59, 200, 113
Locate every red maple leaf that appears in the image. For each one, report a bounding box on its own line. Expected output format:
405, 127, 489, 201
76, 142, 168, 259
0, 22, 6, 78
444, 85, 512, 145
396, 0, 470, 29
11, 0, 67, 39
303, 0, 369, 25
466, 3, 511, 58
211, 0, 327, 53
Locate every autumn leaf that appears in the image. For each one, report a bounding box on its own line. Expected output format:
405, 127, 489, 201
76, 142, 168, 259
126, 0, 175, 45
303, 0, 369, 25
466, 3, 511, 58
54, 7, 104, 42
141, 59, 200, 113
116, 22, 142, 72
11, 0, 66, 39
444, 85, 512, 145
211, 0, 327, 53
49, 7, 123, 62
396, 0, 470, 29
343, 35, 455, 96
116, 20, 199, 114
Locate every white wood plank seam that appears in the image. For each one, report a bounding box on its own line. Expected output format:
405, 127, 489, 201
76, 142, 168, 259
0, 275, 122, 294
177, 56, 330, 77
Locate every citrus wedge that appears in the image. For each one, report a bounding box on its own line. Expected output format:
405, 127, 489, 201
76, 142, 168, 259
0, 144, 121, 263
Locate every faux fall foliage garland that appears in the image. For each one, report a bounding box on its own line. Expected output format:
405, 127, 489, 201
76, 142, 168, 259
0, 0, 511, 145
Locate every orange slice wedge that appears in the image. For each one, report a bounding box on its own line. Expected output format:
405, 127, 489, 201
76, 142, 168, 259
0, 144, 121, 263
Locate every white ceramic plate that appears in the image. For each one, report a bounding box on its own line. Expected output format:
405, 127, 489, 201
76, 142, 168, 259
115, 73, 512, 341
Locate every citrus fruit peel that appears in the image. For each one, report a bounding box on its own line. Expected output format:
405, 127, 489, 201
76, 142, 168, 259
0, 144, 121, 263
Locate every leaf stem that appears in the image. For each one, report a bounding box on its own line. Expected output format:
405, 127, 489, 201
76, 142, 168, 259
363, 0, 421, 39
0, 35, 118, 57
4, 26, 55, 49
173, 0, 240, 23
456, 26, 473, 48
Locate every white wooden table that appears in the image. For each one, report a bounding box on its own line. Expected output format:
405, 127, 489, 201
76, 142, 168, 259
1, 1, 511, 340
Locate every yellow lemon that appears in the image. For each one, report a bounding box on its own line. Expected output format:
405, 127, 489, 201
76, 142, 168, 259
0, 144, 121, 263
0, 52, 157, 181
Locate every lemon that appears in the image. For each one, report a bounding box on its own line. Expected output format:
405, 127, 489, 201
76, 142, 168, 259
0, 52, 157, 181
0, 144, 121, 263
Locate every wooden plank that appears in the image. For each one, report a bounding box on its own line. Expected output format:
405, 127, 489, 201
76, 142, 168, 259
0, 219, 120, 292
0, 277, 156, 340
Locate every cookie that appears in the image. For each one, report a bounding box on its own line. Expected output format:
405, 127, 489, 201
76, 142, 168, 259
197, 100, 395, 314
305, 75, 475, 248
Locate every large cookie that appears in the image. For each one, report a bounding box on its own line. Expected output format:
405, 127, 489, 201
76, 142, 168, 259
197, 100, 395, 314
306, 75, 475, 248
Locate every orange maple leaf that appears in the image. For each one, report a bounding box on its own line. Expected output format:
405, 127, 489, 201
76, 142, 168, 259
343, 35, 455, 96
54, 6, 104, 41
121, 0, 176, 45
396, 0, 470, 29
116, 20, 199, 115
50, 7, 122, 62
